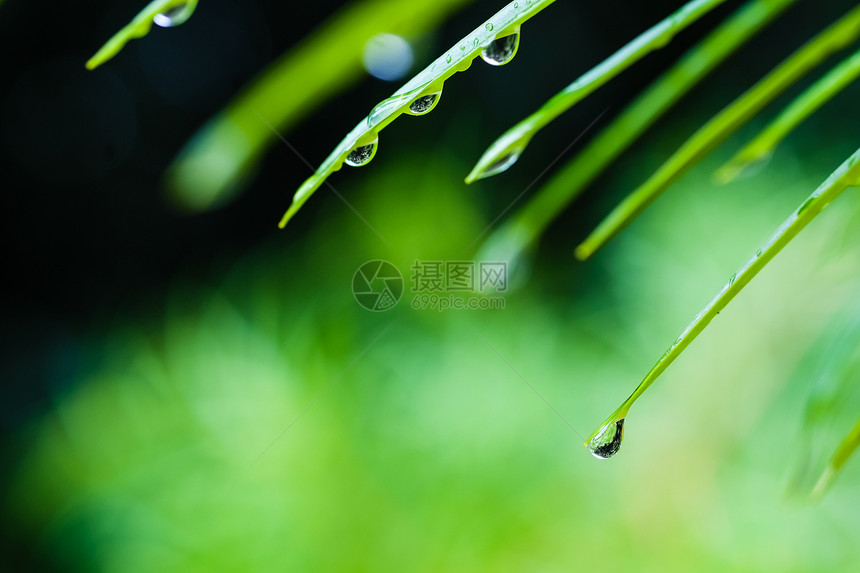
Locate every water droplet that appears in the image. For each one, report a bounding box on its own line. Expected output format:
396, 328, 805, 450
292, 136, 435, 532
486, 23, 494, 32
406, 91, 441, 116
587, 419, 624, 459
514, 1, 519, 7
460, 44, 466, 51
481, 29, 521, 66
728, 273, 737, 286
445, 54, 452, 64
473, 37, 480, 48
755, 248, 763, 257
476, 148, 523, 180
153, 1, 197, 28
797, 197, 816, 215
345, 139, 378, 167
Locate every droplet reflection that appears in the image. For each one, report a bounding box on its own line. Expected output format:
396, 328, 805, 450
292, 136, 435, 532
407, 92, 441, 116
153, 2, 197, 28
587, 419, 624, 459
475, 149, 523, 180
481, 29, 521, 66
345, 140, 378, 167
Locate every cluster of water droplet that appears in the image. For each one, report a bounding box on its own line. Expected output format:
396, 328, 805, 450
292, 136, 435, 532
343, 22, 524, 170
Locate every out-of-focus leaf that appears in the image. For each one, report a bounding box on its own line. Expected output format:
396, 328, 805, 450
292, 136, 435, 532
787, 307, 860, 501
717, 46, 860, 183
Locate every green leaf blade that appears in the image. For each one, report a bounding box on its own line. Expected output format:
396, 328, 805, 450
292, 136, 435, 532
478, 0, 799, 268
576, 3, 860, 261
586, 147, 860, 448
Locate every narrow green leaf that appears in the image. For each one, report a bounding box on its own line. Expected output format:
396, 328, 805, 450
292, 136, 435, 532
465, 0, 731, 183
811, 419, 860, 500
277, 0, 556, 228
477, 0, 799, 267
717, 46, 860, 183
86, 0, 198, 70
585, 148, 860, 454
576, 4, 860, 261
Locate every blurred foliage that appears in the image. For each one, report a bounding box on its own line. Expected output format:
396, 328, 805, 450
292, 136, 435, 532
7, 142, 860, 571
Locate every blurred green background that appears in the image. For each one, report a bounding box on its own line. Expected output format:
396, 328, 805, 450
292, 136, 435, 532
2, 0, 859, 571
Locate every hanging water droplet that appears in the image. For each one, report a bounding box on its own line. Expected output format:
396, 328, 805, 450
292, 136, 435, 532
481, 29, 521, 66
345, 139, 378, 167
445, 54, 453, 64
153, 1, 197, 28
755, 248, 763, 257
485, 23, 494, 32
406, 91, 441, 116
475, 148, 523, 180
587, 419, 624, 459
728, 273, 737, 286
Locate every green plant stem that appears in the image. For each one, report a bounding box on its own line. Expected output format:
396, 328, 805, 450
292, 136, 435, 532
465, 0, 731, 183
277, 0, 556, 228
477, 0, 798, 265
86, 0, 196, 70
585, 148, 860, 446
576, 4, 860, 261
811, 418, 860, 500
718, 46, 860, 182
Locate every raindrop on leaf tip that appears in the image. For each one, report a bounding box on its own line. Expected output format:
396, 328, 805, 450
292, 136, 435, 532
481, 30, 521, 66
407, 92, 441, 116
476, 148, 523, 180
345, 140, 378, 167
587, 419, 624, 459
